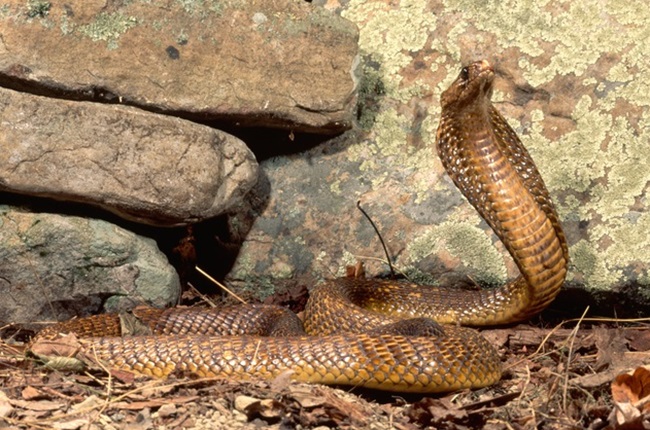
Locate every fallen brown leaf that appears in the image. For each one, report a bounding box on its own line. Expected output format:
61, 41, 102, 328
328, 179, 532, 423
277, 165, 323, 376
346, 262, 365, 278
627, 330, 650, 352
610, 366, 650, 427
9, 398, 65, 412
21, 385, 43, 400
612, 367, 650, 405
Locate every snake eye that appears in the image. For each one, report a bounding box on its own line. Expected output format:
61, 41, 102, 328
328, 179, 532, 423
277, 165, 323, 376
460, 67, 469, 81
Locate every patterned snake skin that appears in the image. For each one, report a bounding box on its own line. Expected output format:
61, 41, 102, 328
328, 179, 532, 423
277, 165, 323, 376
31, 61, 568, 393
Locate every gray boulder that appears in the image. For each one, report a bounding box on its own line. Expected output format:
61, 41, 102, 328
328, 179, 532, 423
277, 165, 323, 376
0, 206, 180, 327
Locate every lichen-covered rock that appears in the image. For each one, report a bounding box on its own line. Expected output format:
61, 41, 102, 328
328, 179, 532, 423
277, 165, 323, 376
0, 206, 180, 327
223, 1, 650, 314
0, 87, 258, 226
0, 0, 359, 133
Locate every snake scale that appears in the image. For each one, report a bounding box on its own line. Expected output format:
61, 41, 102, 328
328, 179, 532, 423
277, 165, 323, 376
32, 60, 568, 393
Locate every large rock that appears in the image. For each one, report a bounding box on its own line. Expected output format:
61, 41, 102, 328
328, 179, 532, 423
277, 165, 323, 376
0, 206, 180, 327
0, 0, 359, 133
221, 2, 650, 315
0, 87, 258, 225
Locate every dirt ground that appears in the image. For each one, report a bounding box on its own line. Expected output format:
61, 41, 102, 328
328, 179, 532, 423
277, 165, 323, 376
2, 311, 650, 430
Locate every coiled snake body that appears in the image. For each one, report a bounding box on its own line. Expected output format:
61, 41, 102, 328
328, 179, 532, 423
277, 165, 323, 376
32, 61, 568, 393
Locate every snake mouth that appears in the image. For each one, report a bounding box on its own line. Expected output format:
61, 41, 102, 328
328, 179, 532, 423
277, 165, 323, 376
472, 60, 494, 77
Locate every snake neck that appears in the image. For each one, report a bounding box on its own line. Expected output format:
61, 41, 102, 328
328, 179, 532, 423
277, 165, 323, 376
435, 61, 568, 323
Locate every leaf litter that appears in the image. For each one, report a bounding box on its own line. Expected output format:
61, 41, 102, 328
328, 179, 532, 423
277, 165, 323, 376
3, 308, 650, 429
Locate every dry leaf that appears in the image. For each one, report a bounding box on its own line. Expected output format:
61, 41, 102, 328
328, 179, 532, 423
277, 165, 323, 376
611, 366, 650, 426
21, 386, 43, 401
69, 395, 103, 412
114, 396, 199, 410
234, 395, 260, 413
613, 367, 650, 405
10, 398, 65, 412
29, 333, 82, 359
627, 331, 650, 352
270, 369, 294, 392
345, 262, 365, 278
52, 418, 89, 430
289, 386, 326, 408
0, 390, 14, 418
157, 403, 177, 418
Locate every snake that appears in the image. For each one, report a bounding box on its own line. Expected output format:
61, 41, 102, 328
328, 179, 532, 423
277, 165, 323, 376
30, 60, 568, 393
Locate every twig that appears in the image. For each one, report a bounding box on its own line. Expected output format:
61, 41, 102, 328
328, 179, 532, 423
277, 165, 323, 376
562, 306, 589, 414
564, 316, 650, 324
351, 254, 411, 280
356, 200, 395, 278
505, 309, 598, 372
252, 339, 261, 364
90, 344, 113, 424
517, 364, 532, 408
195, 265, 247, 304
187, 281, 219, 308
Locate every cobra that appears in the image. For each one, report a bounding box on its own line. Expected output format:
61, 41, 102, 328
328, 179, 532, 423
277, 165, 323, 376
32, 60, 568, 393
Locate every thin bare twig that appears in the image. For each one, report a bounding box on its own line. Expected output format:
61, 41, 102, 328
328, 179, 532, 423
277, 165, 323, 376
356, 200, 395, 278
562, 306, 590, 414
187, 281, 219, 308
195, 265, 247, 304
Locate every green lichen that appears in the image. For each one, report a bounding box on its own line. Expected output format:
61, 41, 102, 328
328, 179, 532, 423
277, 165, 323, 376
59, 14, 74, 35
269, 260, 294, 279
230, 254, 254, 280
26, 0, 50, 18
174, 0, 224, 17
339, 1, 444, 207
407, 210, 507, 286
329, 179, 342, 195
241, 276, 279, 300
523, 81, 650, 290
356, 60, 386, 131
527, 95, 611, 194
177, 28, 189, 44
347, 105, 438, 203
337, 250, 359, 277
400, 266, 440, 286
78, 12, 138, 50
343, 1, 437, 79
569, 240, 621, 289
441, 0, 621, 87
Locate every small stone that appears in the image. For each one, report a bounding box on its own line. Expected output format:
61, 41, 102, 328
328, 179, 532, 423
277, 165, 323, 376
232, 409, 249, 423
157, 403, 177, 418
252, 12, 268, 25
234, 395, 260, 413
